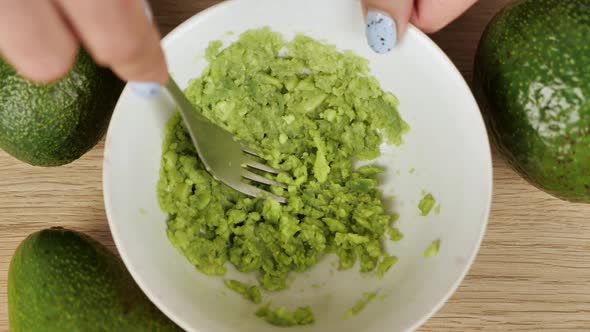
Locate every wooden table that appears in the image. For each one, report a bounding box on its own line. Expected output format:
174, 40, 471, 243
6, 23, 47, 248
1, 1, 589, 331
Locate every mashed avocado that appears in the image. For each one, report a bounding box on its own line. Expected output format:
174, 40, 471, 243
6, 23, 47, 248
157, 27, 408, 325
255, 303, 314, 326
376, 255, 398, 277
424, 239, 441, 258
418, 192, 436, 216
224, 279, 262, 304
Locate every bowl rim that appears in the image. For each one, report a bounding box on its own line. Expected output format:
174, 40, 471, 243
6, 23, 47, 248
102, 1, 494, 331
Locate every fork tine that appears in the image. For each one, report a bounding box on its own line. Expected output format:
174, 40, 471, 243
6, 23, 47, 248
245, 159, 280, 174
236, 182, 287, 204
242, 170, 287, 188
241, 145, 260, 157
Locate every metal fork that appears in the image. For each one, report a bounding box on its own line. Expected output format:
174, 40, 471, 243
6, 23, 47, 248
163, 75, 287, 204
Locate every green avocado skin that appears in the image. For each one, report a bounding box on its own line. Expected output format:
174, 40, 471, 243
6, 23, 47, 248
8, 228, 182, 332
0, 49, 124, 166
474, 0, 590, 203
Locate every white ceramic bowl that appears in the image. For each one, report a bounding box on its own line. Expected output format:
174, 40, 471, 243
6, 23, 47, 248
103, 0, 493, 331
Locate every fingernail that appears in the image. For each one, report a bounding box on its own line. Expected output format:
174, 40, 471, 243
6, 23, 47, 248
130, 81, 161, 97
366, 9, 397, 54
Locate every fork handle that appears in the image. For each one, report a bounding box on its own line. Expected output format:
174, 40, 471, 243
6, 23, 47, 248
164, 75, 210, 124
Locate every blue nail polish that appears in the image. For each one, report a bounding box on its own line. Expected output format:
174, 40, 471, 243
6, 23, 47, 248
366, 9, 397, 54
130, 82, 161, 97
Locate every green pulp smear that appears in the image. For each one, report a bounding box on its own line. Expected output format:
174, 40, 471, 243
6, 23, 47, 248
157, 27, 408, 323
344, 291, 378, 318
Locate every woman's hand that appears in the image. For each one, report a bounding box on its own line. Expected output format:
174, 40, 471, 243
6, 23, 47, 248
362, 0, 478, 53
0, 0, 476, 84
0, 0, 167, 84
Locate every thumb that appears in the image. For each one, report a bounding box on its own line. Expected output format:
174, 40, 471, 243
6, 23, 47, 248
362, 0, 414, 54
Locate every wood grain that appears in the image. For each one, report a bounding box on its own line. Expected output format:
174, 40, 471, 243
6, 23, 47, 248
1, 1, 589, 331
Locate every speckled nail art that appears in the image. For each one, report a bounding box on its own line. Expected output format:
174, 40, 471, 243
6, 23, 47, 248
366, 9, 397, 54
131, 2, 160, 97
130, 82, 161, 97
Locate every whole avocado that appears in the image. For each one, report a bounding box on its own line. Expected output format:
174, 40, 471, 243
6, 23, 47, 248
474, 0, 590, 203
0, 48, 124, 166
8, 227, 182, 332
